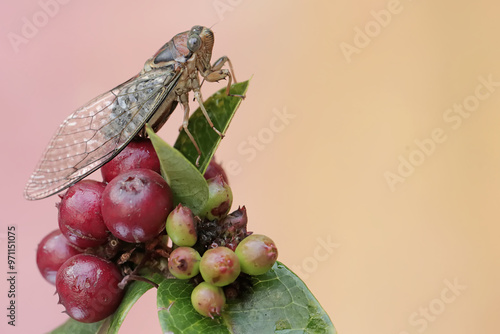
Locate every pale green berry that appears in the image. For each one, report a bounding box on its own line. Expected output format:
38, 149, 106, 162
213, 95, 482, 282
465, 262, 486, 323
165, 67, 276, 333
200, 175, 232, 220
191, 282, 226, 318
235, 234, 278, 275
200, 246, 240, 286
168, 247, 201, 279
166, 204, 197, 247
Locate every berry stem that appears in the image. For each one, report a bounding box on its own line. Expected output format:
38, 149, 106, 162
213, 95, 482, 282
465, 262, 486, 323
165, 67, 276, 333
119, 274, 159, 289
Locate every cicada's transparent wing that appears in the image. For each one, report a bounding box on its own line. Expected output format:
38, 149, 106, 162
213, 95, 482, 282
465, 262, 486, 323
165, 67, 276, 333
24, 69, 181, 200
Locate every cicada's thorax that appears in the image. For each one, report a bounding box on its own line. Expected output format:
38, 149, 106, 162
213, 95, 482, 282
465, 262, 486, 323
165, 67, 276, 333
140, 29, 214, 132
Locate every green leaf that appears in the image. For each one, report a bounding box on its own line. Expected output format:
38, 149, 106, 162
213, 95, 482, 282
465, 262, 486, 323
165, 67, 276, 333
102, 273, 161, 334
47, 319, 103, 334
174, 80, 250, 174
147, 125, 209, 215
156, 262, 336, 334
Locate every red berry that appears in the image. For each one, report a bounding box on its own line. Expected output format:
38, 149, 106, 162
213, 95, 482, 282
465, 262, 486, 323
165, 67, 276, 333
36, 230, 82, 285
101, 169, 173, 243
204, 158, 228, 184
101, 138, 161, 183
58, 180, 108, 248
56, 254, 124, 323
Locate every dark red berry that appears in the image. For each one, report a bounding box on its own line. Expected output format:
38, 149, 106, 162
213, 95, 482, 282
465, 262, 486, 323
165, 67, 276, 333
36, 230, 82, 285
56, 254, 124, 323
58, 180, 109, 248
204, 158, 228, 184
101, 168, 173, 243
101, 138, 161, 183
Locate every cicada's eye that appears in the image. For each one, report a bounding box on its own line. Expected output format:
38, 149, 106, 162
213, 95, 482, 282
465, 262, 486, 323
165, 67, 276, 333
187, 35, 201, 52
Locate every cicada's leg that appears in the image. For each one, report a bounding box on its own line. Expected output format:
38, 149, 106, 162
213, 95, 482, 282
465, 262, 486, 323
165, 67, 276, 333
179, 93, 202, 166
192, 77, 224, 138
204, 56, 245, 99
211, 56, 237, 82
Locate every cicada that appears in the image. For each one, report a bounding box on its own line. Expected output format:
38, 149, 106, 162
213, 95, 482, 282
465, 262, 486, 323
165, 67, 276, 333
24, 25, 241, 201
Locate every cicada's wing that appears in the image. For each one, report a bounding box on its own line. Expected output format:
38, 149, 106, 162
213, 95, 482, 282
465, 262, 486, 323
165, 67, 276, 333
24, 68, 181, 200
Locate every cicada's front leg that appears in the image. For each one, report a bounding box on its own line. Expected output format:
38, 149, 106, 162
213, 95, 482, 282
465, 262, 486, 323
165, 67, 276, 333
192, 75, 224, 139
203, 56, 245, 98
179, 92, 203, 166
179, 73, 226, 166
186, 57, 245, 166
191, 56, 245, 136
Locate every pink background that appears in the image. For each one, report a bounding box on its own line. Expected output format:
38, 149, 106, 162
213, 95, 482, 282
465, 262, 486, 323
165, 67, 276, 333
1, 1, 500, 333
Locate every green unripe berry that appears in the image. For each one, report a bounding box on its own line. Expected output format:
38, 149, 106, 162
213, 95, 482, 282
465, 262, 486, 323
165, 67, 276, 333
166, 204, 197, 247
168, 247, 201, 279
201, 175, 232, 220
200, 246, 240, 286
191, 282, 226, 318
235, 234, 278, 275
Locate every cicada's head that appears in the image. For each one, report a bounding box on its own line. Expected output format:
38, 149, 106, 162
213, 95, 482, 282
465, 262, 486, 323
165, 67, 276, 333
189, 26, 214, 72
144, 26, 214, 73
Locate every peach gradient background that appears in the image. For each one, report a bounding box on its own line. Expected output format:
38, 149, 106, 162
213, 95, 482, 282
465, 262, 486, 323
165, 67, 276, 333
1, 1, 500, 333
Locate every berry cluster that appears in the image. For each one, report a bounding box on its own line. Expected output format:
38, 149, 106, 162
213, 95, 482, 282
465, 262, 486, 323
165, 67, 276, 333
166, 202, 278, 318
36, 137, 278, 323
